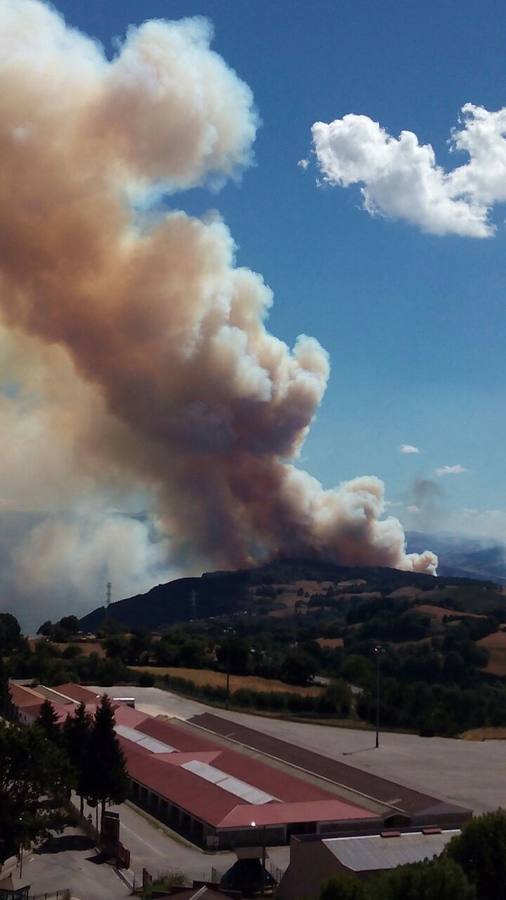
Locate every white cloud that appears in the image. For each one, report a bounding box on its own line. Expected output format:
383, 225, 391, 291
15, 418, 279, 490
312, 104, 506, 237
406, 504, 420, 513
400, 444, 420, 454
435, 464, 468, 477
297, 158, 309, 170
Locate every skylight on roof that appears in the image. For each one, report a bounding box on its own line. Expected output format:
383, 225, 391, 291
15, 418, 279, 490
182, 760, 276, 805
115, 724, 175, 754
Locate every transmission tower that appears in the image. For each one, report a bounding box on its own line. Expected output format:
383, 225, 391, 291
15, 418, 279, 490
106, 581, 112, 608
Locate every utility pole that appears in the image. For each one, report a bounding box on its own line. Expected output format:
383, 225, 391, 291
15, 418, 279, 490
261, 825, 266, 896
224, 626, 234, 710
374, 645, 384, 749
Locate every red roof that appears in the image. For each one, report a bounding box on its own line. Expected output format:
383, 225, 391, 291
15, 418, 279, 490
123, 741, 237, 826
9, 682, 46, 707
123, 739, 374, 829
209, 750, 331, 803
21, 701, 72, 724
53, 683, 100, 704
219, 799, 376, 829
118, 716, 375, 830
9, 683, 377, 832
124, 718, 332, 802
111, 704, 151, 728
136, 717, 213, 753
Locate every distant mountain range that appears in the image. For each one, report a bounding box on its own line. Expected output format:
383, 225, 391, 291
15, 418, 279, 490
78, 538, 506, 632
407, 531, 506, 585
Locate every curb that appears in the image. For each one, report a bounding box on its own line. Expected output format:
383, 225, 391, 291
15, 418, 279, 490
115, 865, 136, 892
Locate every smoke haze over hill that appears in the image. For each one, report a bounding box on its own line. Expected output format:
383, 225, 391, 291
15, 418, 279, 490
0, 1, 435, 628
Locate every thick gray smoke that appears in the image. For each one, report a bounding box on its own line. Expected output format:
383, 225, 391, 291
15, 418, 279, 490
0, 1, 436, 626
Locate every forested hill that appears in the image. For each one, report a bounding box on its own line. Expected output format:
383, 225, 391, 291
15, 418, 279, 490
78, 557, 497, 632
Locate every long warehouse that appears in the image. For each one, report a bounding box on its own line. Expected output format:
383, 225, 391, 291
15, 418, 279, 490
9, 681, 471, 850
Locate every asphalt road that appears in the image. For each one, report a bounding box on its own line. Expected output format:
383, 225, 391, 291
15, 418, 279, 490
16, 827, 130, 900
96, 685, 506, 814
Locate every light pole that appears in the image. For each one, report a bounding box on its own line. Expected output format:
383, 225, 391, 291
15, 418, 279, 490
374, 645, 384, 749
223, 626, 235, 710
251, 820, 266, 895
17, 819, 23, 880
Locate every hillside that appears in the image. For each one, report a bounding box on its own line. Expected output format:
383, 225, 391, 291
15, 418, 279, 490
79, 557, 497, 632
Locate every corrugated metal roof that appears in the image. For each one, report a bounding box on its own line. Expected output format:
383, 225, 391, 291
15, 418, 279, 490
323, 830, 460, 871
182, 761, 277, 805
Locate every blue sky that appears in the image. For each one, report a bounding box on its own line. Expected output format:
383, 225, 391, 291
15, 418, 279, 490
55, 0, 506, 540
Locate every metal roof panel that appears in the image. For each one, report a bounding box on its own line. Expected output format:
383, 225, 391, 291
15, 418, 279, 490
181, 760, 276, 804
323, 830, 460, 872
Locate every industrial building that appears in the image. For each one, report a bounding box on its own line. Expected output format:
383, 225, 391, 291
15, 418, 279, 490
277, 828, 462, 899
9, 682, 471, 852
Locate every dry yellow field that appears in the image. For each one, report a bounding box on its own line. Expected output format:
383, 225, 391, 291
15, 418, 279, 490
477, 630, 506, 676
130, 665, 323, 696
316, 637, 344, 649
461, 727, 506, 741
417, 604, 484, 621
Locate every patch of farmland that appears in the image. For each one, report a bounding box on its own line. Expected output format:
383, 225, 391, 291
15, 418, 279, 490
262, 580, 336, 616
316, 637, 344, 649
477, 630, 506, 676
417, 604, 485, 621
388, 586, 425, 599
461, 726, 506, 741
129, 665, 323, 696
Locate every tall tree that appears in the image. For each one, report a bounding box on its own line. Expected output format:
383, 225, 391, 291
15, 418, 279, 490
319, 874, 367, 900
36, 699, 60, 745
447, 809, 506, 900
87, 695, 128, 824
63, 702, 93, 816
372, 856, 475, 900
0, 659, 16, 722
0, 613, 21, 654
0, 721, 74, 861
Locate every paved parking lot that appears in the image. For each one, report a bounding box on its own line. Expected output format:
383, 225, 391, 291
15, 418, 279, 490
15, 828, 130, 900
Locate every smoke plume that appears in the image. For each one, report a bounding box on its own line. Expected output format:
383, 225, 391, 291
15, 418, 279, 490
0, 1, 436, 624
